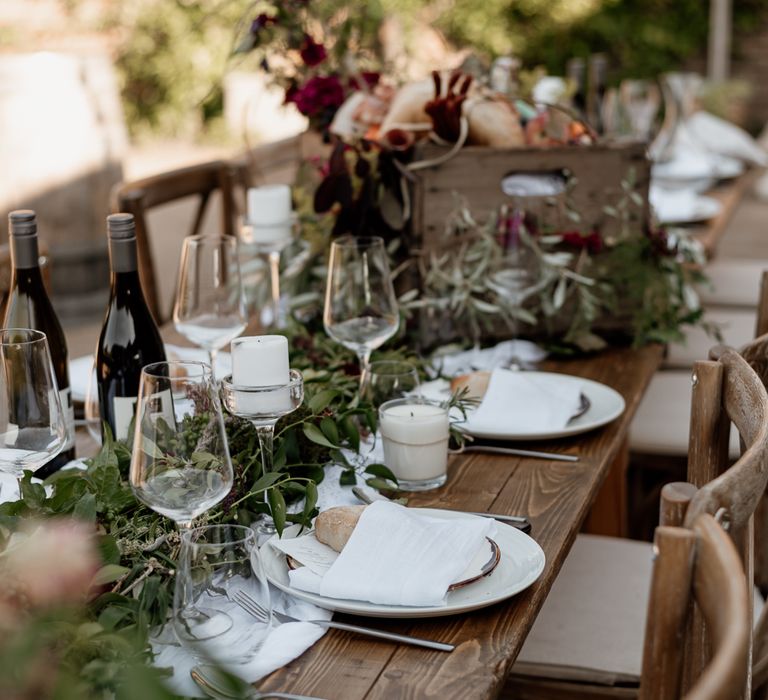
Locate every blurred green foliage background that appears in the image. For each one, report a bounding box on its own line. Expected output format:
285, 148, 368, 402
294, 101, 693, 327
105, 0, 768, 137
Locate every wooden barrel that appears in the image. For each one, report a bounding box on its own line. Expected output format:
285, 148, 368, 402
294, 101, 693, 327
0, 51, 126, 319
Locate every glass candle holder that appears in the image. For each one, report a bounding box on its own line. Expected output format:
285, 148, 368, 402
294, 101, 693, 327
379, 397, 450, 491
220, 369, 304, 533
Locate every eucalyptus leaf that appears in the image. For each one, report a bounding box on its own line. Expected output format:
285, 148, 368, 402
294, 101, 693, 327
302, 423, 338, 449
268, 488, 287, 536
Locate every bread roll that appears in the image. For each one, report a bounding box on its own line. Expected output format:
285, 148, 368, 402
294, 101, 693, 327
315, 505, 366, 552
465, 96, 525, 147
450, 371, 490, 400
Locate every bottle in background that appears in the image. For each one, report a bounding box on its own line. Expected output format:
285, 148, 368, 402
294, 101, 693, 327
96, 213, 166, 443
566, 57, 587, 118
587, 53, 609, 135
4, 210, 75, 476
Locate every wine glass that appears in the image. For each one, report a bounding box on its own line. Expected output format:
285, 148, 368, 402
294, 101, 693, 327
129, 361, 234, 530
84, 359, 102, 447
323, 236, 399, 389
173, 235, 247, 377
173, 524, 270, 672
0, 328, 68, 496
488, 214, 542, 370
358, 360, 420, 462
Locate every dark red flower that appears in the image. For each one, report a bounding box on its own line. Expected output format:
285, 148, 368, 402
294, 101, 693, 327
349, 72, 381, 91
286, 75, 345, 118
561, 230, 603, 254
250, 13, 276, 34
300, 34, 327, 67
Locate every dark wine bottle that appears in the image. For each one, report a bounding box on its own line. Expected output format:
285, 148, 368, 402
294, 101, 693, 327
4, 210, 75, 476
96, 213, 166, 443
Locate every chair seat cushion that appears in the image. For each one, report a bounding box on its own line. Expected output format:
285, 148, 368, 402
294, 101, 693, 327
629, 371, 740, 457
696, 259, 766, 308
513, 534, 652, 684
664, 308, 756, 369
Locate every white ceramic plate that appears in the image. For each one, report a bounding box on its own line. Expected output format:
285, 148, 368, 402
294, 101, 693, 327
420, 372, 626, 441
261, 510, 545, 618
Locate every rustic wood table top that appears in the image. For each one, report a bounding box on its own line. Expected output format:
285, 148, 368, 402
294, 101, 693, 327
75, 332, 663, 699
253, 342, 663, 700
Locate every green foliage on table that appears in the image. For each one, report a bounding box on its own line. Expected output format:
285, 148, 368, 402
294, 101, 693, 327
0, 327, 418, 697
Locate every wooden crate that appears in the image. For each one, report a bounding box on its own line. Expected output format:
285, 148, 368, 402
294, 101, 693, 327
408, 141, 651, 250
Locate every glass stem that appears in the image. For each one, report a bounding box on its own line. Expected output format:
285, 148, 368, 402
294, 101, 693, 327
357, 348, 372, 394
208, 348, 218, 378
177, 521, 194, 532
268, 250, 283, 329
255, 422, 276, 514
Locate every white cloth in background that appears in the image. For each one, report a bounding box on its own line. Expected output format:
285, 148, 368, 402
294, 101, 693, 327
434, 340, 547, 377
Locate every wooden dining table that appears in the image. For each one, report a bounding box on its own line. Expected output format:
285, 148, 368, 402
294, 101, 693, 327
74, 334, 662, 699
247, 342, 662, 699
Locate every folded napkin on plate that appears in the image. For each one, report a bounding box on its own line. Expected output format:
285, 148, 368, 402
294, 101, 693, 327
286, 500, 495, 607
464, 368, 583, 434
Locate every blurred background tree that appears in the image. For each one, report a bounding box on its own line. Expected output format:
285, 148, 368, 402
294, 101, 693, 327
17, 0, 767, 137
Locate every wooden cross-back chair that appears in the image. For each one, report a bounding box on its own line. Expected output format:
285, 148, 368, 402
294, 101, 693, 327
111, 159, 247, 323
506, 344, 768, 699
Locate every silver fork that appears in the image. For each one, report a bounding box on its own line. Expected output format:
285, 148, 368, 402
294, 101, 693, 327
190, 665, 324, 700
232, 590, 454, 652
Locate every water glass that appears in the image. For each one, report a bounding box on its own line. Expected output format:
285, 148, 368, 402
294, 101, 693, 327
323, 236, 399, 387
0, 328, 68, 489
173, 235, 247, 376
360, 360, 420, 409
129, 361, 234, 529
173, 525, 271, 672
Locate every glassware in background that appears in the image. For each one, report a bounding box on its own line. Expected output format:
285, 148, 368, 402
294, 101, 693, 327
323, 236, 400, 388
173, 524, 271, 671
173, 235, 247, 377
358, 360, 420, 461
488, 212, 542, 370
619, 79, 661, 141
360, 360, 420, 409
84, 359, 102, 447
130, 361, 233, 530
0, 328, 68, 492
220, 369, 304, 534
650, 72, 703, 162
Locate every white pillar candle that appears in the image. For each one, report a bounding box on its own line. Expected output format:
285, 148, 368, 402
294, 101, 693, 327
379, 401, 450, 487
245, 185, 293, 244
231, 335, 291, 415
232, 335, 289, 386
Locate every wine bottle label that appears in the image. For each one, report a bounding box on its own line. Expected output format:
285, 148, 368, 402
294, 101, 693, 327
60, 387, 75, 452
145, 389, 177, 432
113, 396, 138, 442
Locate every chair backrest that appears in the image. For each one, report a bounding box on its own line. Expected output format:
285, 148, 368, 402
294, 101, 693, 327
111, 159, 242, 323
645, 344, 768, 697
640, 513, 749, 700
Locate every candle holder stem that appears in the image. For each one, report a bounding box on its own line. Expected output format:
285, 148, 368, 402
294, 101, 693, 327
268, 250, 284, 329
252, 420, 278, 534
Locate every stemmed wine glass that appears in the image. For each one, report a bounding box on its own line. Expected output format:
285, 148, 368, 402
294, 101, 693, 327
129, 361, 234, 530
323, 236, 400, 389
488, 212, 542, 369
173, 235, 247, 377
0, 328, 68, 496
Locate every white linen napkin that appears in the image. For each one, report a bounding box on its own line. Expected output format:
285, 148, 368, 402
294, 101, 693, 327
152, 590, 331, 698
463, 368, 583, 435
286, 500, 495, 607
434, 340, 547, 377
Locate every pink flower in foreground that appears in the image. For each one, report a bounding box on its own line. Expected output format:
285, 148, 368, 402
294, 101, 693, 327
1, 520, 100, 610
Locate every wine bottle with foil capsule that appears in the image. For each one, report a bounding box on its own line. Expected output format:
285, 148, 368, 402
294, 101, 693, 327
96, 213, 166, 443
3, 210, 75, 476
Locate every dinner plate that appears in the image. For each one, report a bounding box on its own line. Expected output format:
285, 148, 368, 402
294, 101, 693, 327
261, 509, 546, 618
420, 372, 626, 441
